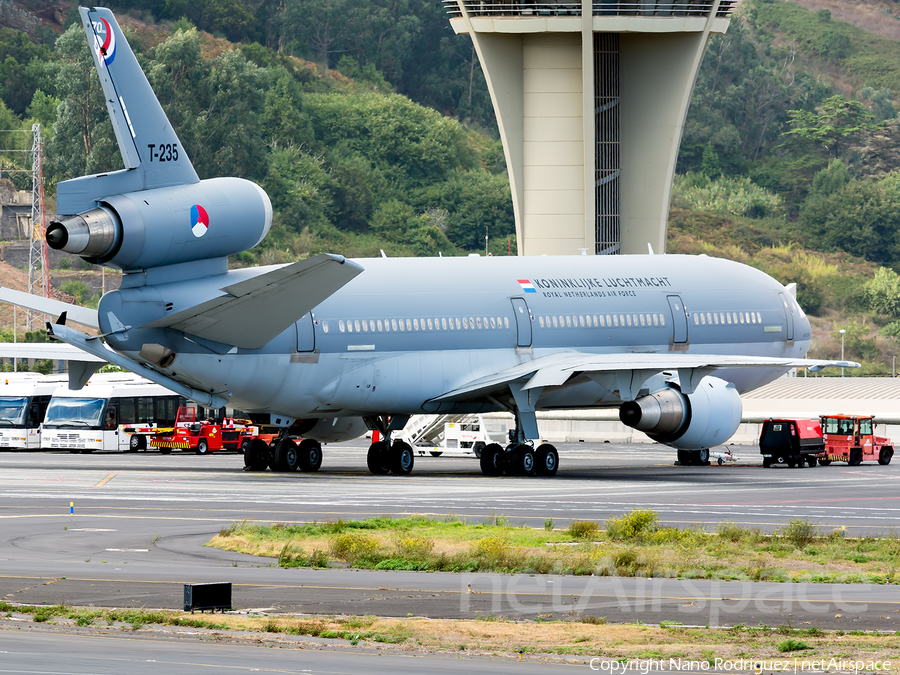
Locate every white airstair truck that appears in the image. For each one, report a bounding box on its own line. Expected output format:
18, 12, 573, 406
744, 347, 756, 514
395, 414, 507, 458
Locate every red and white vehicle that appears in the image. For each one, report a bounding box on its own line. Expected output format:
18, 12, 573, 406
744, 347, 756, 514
818, 414, 894, 466
149, 407, 258, 454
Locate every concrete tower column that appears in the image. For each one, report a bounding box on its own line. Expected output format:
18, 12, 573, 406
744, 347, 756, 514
448, 1, 732, 255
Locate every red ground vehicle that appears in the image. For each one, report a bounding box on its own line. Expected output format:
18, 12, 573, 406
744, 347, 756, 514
759, 418, 824, 468
150, 407, 253, 454
818, 415, 894, 466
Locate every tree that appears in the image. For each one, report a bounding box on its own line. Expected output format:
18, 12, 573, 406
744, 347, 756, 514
782, 95, 875, 159
865, 267, 900, 320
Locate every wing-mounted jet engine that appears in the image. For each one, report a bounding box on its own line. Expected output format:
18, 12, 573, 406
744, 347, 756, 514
619, 375, 742, 466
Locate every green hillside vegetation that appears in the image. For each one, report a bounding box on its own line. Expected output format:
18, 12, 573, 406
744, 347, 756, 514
0, 1, 899, 371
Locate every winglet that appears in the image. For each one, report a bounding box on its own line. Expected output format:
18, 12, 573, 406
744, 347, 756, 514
56, 7, 199, 215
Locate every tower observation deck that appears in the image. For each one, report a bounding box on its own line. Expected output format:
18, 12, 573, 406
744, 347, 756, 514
445, 1, 735, 255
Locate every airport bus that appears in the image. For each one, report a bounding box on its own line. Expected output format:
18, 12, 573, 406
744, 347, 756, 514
0, 374, 69, 450
40, 373, 199, 453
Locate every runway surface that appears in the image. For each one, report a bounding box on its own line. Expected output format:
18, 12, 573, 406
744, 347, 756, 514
0, 442, 898, 630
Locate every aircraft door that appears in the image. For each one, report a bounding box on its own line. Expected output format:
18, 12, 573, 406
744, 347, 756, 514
296, 313, 315, 352
666, 295, 688, 344
778, 292, 794, 341
510, 297, 532, 348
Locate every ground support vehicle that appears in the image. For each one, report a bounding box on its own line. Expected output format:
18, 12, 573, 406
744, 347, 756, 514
41, 374, 191, 453
395, 414, 505, 458
150, 407, 251, 455
0, 375, 67, 450
818, 415, 894, 466
759, 418, 824, 468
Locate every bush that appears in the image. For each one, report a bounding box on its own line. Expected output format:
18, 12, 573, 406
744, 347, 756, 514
329, 533, 381, 564
568, 521, 599, 539
777, 639, 812, 652
717, 522, 751, 542
605, 510, 659, 541
778, 519, 818, 548
471, 536, 514, 568
394, 535, 434, 559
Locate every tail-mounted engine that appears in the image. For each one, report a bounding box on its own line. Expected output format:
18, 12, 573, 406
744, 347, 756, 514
618, 375, 742, 449
47, 177, 271, 271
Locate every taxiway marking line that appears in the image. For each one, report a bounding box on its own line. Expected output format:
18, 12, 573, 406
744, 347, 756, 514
0, 575, 892, 605
92, 473, 117, 488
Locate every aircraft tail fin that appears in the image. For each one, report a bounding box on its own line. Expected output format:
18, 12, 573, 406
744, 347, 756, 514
57, 7, 199, 215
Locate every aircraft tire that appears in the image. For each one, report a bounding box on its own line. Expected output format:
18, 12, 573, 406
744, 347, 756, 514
196, 439, 209, 455
535, 443, 559, 476
510, 445, 536, 476
879, 447, 893, 465
698, 448, 710, 466
762, 457, 772, 468
244, 438, 269, 472
274, 438, 299, 472
298, 439, 322, 472
807, 455, 817, 467
849, 448, 862, 466
479, 443, 503, 476
367, 441, 390, 475
389, 441, 414, 476
676, 449, 690, 465
129, 435, 145, 452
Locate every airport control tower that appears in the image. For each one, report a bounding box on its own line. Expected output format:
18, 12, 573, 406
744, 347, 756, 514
445, 1, 736, 256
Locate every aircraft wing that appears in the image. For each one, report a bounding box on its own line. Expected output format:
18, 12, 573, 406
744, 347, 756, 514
0, 342, 105, 362
0, 287, 99, 329
432, 352, 860, 402
140, 254, 363, 350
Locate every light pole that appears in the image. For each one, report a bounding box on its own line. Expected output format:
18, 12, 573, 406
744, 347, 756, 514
839, 329, 846, 377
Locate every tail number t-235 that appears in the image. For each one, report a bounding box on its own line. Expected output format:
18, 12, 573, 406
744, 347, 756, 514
147, 143, 179, 162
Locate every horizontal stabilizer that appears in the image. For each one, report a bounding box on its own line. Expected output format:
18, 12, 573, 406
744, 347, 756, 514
0, 343, 105, 362
0, 287, 99, 329
141, 254, 364, 349
433, 353, 860, 402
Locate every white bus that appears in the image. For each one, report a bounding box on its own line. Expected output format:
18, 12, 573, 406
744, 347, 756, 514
0, 374, 69, 450
40, 374, 198, 453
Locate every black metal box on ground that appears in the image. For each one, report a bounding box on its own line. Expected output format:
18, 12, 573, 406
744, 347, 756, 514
184, 582, 232, 613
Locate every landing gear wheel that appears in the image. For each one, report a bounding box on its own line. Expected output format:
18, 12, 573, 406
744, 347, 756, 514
510, 444, 536, 476
389, 441, 414, 476
762, 457, 772, 468
244, 438, 269, 472
698, 448, 710, 466
129, 435, 145, 452
677, 449, 690, 466
196, 439, 209, 455
849, 448, 862, 467
806, 455, 817, 467
535, 443, 559, 476
274, 438, 299, 472
298, 438, 322, 472
480, 443, 503, 476
879, 447, 893, 465
472, 441, 486, 459
367, 441, 390, 475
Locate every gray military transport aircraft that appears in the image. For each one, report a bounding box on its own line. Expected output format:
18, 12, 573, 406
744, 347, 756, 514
0, 7, 855, 477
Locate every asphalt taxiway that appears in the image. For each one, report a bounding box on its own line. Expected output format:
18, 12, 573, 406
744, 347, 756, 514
0, 442, 897, 630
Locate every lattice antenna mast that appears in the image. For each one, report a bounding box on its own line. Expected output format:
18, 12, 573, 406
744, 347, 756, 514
27, 123, 48, 331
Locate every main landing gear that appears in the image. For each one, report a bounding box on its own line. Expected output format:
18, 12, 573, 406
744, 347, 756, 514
364, 415, 415, 476
677, 448, 710, 466
242, 430, 323, 473
479, 441, 559, 477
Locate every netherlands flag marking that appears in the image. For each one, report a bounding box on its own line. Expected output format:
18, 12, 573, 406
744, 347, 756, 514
517, 279, 537, 293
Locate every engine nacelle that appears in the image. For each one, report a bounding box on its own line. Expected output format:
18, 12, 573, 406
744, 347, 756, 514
618, 376, 742, 449
47, 177, 271, 271
299, 417, 369, 444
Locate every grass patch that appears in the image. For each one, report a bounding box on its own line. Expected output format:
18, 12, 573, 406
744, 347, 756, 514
205, 512, 900, 583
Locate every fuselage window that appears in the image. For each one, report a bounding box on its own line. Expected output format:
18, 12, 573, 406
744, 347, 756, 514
354, 320, 361, 332
398, 320, 405, 332
374, 319, 380, 332
538, 316, 544, 328
652, 314, 658, 326
476, 317, 482, 329
403, 319, 410, 331
463, 317, 469, 329
563, 315, 569, 328
659, 314, 665, 326
717, 312, 724, 324
339, 320, 346, 333
369, 320, 375, 332
633, 314, 638, 326
639, 314, 645, 326
390, 319, 397, 332
441, 317, 447, 330
738, 313, 744, 324
362, 320, 369, 332
732, 312, 737, 324
612, 315, 619, 327
503, 317, 509, 329
426, 318, 432, 330
413, 318, 419, 331
552, 316, 558, 328
756, 311, 762, 323
726, 313, 732, 324
598, 315, 605, 327
483, 317, 489, 329
591, 315, 598, 327
695, 313, 700, 325
322, 320, 329, 333
491, 317, 497, 329
456, 317, 462, 330
625, 314, 632, 327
